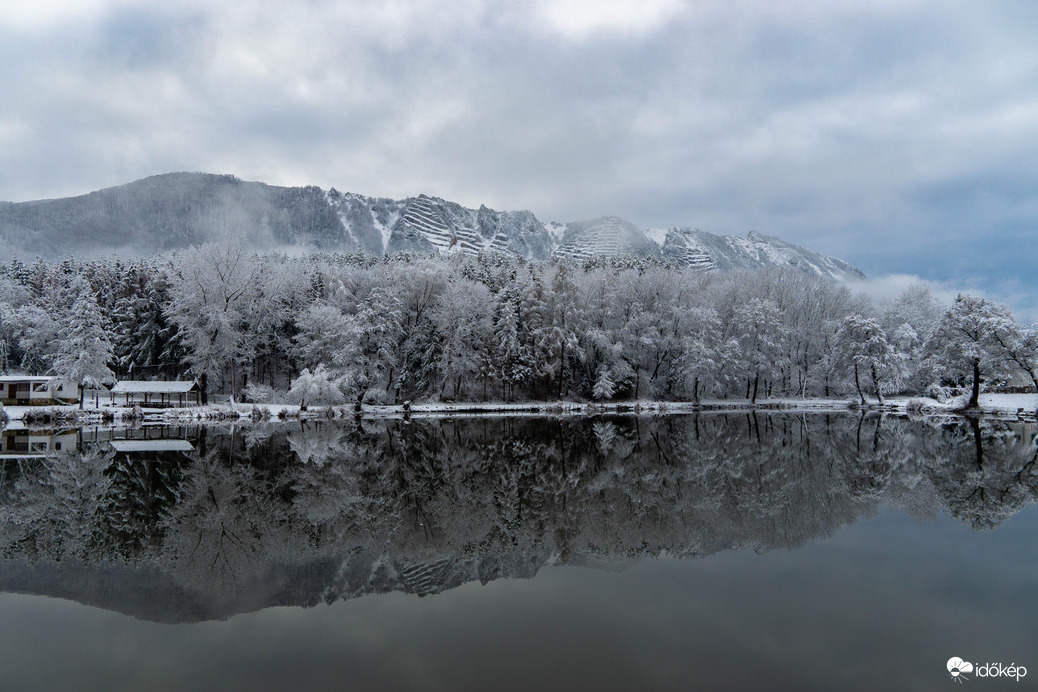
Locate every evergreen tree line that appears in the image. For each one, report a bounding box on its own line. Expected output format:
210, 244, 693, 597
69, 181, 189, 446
0, 239, 1034, 406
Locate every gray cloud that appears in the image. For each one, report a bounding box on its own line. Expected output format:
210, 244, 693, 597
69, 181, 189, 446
1, 1, 1036, 311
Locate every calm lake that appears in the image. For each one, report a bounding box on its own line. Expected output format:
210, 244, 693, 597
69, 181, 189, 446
1, 413, 1036, 691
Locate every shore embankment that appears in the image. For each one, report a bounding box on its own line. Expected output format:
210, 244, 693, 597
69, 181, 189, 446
2, 393, 1035, 428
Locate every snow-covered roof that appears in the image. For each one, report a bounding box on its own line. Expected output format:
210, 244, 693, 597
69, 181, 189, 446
110, 380, 199, 394
0, 375, 65, 382
109, 440, 195, 452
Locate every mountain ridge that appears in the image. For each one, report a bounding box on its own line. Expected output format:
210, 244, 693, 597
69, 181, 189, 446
0, 172, 866, 280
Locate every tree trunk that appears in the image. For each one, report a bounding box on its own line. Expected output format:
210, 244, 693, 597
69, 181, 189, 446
968, 358, 981, 408
854, 363, 865, 405
871, 363, 883, 405
970, 416, 984, 468
650, 351, 667, 382
78, 383, 84, 410
1030, 373, 1038, 416
200, 372, 209, 405
751, 372, 760, 404
557, 343, 566, 400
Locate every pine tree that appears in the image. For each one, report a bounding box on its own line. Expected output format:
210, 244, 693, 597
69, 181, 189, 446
51, 277, 116, 407
592, 366, 615, 400
493, 292, 531, 401
112, 268, 178, 379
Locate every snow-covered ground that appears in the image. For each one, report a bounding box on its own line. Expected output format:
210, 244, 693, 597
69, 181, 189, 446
2, 393, 1035, 428
902, 393, 1038, 417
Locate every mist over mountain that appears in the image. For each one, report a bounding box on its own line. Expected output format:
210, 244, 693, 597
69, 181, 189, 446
0, 173, 865, 280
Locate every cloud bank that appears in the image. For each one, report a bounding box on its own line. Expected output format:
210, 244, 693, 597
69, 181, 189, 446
1, 0, 1036, 314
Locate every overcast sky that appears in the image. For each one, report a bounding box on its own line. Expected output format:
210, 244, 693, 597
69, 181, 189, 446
1, 1, 1036, 315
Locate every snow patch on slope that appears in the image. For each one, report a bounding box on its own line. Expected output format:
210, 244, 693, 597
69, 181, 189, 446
542, 221, 568, 243
643, 227, 670, 246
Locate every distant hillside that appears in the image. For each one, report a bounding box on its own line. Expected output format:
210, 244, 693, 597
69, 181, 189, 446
0, 172, 866, 280
0, 173, 349, 256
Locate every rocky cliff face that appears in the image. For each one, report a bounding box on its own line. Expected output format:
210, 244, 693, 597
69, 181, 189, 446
0, 173, 865, 280
657, 227, 866, 281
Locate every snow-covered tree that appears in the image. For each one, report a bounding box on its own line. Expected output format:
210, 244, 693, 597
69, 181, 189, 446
5, 249, 1038, 407
990, 320, 1038, 394
0, 277, 30, 374
293, 301, 349, 369
50, 277, 116, 407
882, 284, 943, 392
882, 284, 943, 346
674, 307, 724, 402
165, 239, 262, 402
287, 364, 348, 410
926, 294, 1012, 408
111, 263, 181, 380
731, 298, 787, 403
14, 306, 59, 374
611, 267, 687, 400
350, 286, 404, 401
0, 302, 19, 375
242, 254, 311, 390
545, 262, 585, 398
835, 315, 906, 405
492, 292, 532, 401
14, 278, 66, 376
431, 278, 492, 400
592, 365, 615, 400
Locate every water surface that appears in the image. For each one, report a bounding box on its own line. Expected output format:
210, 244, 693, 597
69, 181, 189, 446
1, 413, 1035, 690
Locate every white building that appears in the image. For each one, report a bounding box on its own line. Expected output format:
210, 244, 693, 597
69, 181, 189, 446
0, 376, 78, 405
0, 428, 78, 457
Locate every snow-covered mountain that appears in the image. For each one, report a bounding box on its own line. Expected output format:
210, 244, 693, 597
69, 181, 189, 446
656, 227, 865, 279
0, 173, 865, 280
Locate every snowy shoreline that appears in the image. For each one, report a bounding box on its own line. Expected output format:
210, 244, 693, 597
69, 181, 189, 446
2, 393, 1036, 428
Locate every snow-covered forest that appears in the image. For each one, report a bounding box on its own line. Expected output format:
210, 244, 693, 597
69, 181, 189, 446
1, 239, 1035, 406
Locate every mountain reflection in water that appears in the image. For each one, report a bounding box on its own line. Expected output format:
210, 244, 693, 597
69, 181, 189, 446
0, 413, 1035, 623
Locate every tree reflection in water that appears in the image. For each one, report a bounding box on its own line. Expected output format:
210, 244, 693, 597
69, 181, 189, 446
0, 413, 1035, 620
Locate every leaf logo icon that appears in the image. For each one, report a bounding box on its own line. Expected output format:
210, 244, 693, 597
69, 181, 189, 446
947, 657, 974, 682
